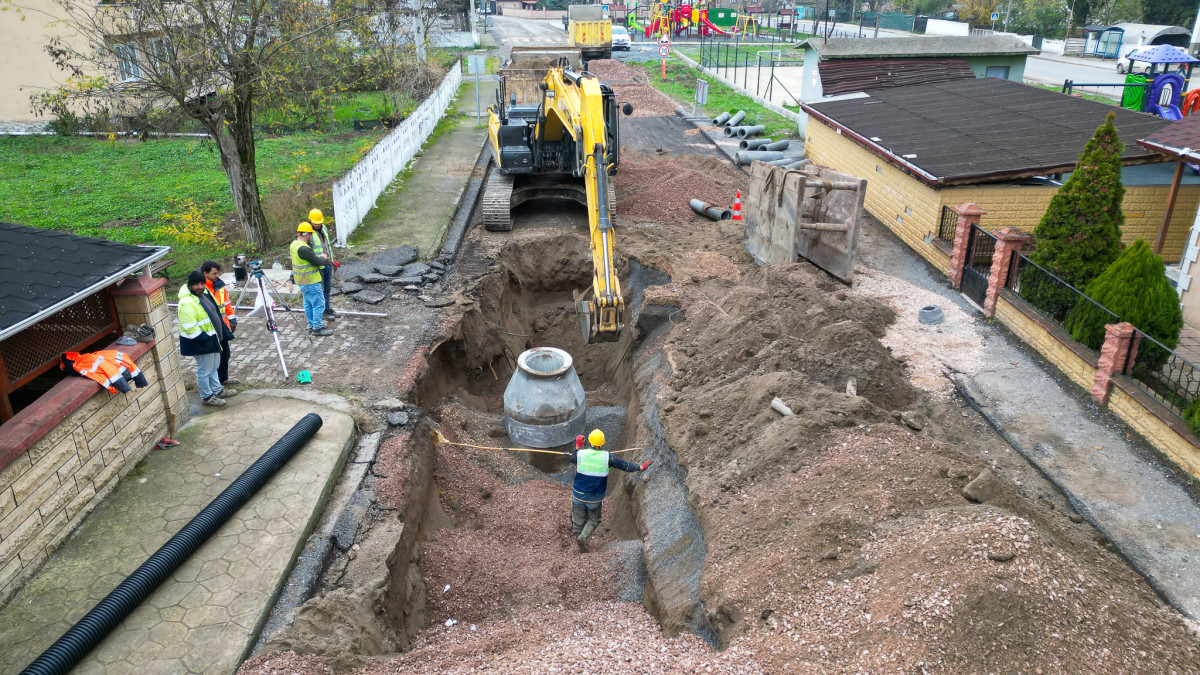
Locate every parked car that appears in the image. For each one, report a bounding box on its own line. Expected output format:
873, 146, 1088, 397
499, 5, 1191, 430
1117, 49, 1150, 74
612, 25, 631, 50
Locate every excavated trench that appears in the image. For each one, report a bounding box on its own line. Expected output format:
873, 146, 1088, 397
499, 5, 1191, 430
400, 229, 724, 645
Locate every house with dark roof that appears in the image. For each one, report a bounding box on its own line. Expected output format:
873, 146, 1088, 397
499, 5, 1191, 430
798, 36, 1042, 113
0, 223, 187, 601
800, 77, 1195, 274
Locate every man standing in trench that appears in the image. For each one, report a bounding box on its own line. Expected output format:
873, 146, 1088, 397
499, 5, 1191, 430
570, 429, 651, 552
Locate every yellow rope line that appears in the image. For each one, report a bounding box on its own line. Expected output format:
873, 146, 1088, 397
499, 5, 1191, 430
432, 430, 642, 455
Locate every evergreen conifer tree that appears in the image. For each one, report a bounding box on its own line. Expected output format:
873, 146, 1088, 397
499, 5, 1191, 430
1065, 239, 1183, 353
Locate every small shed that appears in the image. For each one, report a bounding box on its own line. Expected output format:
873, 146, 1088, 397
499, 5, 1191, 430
1084, 23, 1192, 59
799, 36, 1041, 105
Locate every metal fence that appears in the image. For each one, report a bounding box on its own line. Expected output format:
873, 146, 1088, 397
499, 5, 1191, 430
937, 205, 958, 245
697, 32, 801, 106
1006, 253, 1119, 355
1126, 328, 1200, 418
332, 61, 463, 245
1060, 79, 1150, 109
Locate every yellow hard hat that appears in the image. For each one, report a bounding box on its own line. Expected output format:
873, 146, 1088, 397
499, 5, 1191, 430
297, 222, 315, 233
588, 429, 605, 447
308, 208, 325, 225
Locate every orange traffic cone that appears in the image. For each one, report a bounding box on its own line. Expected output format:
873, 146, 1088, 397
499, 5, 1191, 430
732, 190, 742, 221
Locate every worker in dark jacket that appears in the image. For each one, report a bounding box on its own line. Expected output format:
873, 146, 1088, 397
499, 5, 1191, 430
569, 428, 651, 551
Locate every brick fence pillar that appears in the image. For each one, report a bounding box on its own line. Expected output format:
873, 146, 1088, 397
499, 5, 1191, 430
111, 275, 189, 433
983, 227, 1033, 317
1092, 322, 1137, 405
948, 203, 987, 289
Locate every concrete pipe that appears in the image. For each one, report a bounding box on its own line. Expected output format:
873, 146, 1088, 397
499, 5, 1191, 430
503, 347, 587, 448
689, 199, 733, 221
735, 150, 784, 165
739, 138, 773, 150
712, 111, 732, 126
765, 157, 796, 166
725, 110, 747, 127
723, 125, 740, 137
762, 140, 790, 151
737, 125, 766, 139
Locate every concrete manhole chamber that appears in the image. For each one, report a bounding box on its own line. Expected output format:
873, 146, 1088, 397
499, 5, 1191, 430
503, 347, 587, 448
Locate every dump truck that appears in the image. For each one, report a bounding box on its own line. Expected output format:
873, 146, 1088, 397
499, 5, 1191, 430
567, 4, 612, 60
500, 47, 584, 104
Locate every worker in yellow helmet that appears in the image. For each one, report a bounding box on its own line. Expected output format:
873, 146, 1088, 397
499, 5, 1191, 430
305, 208, 339, 323
291, 222, 333, 336
569, 428, 652, 552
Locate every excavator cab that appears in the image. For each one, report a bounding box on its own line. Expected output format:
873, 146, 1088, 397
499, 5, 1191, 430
485, 63, 634, 343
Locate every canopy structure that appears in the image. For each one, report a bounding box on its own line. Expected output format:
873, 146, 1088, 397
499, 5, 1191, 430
1130, 44, 1200, 65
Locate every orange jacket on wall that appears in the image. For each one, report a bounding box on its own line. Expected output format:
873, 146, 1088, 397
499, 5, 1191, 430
60, 350, 149, 394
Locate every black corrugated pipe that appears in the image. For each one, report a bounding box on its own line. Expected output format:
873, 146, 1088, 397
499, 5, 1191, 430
21, 413, 324, 675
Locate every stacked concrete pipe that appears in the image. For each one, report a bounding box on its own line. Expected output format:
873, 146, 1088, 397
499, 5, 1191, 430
735, 150, 784, 165
712, 111, 732, 126
740, 138, 773, 150
761, 140, 790, 151
725, 110, 747, 127
737, 125, 766, 139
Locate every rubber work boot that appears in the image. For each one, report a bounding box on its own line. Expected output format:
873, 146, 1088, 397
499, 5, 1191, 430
576, 533, 588, 552
577, 520, 599, 552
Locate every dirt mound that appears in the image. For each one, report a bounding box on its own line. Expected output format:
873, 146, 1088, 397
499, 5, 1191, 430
616, 152, 742, 228
587, 59, 681, 117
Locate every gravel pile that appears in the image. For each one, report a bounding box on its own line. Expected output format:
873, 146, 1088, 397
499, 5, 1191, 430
848, 268, 986, 397
587, 59, 681, 117
616, 155, 737, 227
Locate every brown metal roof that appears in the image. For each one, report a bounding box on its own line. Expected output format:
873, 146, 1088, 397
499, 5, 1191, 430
817, 57, 975, 96
802, 36, 1040, 60
1138, 114, 1200, 159
802, 77, 1171, 186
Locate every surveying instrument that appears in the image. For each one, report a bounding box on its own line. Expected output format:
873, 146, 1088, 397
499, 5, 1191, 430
232, 260, 308, 378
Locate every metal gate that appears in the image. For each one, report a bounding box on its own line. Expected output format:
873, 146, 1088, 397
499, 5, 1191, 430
960, 225, 996, 307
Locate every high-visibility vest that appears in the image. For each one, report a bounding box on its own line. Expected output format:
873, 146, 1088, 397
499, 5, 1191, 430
62, 350, 142, 394
311, 225, 330, 259
205, 279, 234, 329
576, 448, 611, 478
290, 239, 322, 286
177, 287, 217, 340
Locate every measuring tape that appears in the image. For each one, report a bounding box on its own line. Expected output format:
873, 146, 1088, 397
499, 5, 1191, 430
431, 429, 641, 455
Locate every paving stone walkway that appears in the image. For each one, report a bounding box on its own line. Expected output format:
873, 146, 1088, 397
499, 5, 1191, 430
0, 392, 355, 674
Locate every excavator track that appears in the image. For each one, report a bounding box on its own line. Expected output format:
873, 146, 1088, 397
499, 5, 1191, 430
482, 171, 516, 232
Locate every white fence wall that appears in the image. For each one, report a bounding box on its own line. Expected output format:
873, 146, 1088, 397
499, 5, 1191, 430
333, 61, 464, 245
925, 19, 969, 36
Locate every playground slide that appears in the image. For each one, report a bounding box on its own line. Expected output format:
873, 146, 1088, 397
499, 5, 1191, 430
700, 16, 729, 36
1151, 104, 1184, 120
645, 18, 659, 38
674, 23, 687, 35
628, 16, 645, 36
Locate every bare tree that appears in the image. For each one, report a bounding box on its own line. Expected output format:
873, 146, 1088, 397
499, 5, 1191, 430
28, 0, 375, 248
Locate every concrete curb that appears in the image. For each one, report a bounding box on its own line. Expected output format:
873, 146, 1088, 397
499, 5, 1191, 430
674, 51, 803, 129
440, 138, 491, 261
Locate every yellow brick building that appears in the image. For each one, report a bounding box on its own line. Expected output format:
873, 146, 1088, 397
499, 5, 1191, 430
801, 78, 1187, 273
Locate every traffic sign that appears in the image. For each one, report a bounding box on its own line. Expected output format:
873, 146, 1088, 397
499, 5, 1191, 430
990, 11, 999, 21
659, 44, 670, 57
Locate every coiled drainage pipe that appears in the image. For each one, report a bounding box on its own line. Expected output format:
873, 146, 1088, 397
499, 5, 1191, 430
21, 413, 324, 675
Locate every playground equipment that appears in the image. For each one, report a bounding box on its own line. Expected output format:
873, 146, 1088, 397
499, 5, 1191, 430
1125, 45, 1197, 119
640, 1, 738, 40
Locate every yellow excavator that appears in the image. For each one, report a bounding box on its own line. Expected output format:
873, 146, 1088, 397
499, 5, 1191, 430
484, 61, 633, 343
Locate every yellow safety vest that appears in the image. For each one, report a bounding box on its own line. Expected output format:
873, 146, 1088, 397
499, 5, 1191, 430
290, 239, 322, 286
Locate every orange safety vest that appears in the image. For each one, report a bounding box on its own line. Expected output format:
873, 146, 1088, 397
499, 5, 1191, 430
205, 279, 235, 329
61, 350, 142, 394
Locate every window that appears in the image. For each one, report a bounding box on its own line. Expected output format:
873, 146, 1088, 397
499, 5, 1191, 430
0, 292, 120, 421
146, 37, 170, 71
984, 66, 1010, 79
114, 42, 141, 82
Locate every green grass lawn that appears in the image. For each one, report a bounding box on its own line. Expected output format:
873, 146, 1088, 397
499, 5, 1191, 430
630, 56, 799, 139
0, 130, 385, 275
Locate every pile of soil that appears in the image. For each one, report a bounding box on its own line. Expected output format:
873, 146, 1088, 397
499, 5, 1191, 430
616, 151, 742, 228
587, 59, 681, 117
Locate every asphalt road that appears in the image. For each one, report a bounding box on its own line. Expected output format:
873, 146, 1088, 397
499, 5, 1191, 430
1024, 54, 1128, 88
490, 15, 570, 47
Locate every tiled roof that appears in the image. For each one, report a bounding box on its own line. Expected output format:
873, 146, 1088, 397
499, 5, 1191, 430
803, 77, 1171, 185
801, 36, 1040, 60
0, 222, 166, 337
1138, 114, 1200, 158
817, 57, 975, 96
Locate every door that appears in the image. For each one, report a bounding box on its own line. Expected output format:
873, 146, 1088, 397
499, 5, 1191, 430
960, 224, 996, 308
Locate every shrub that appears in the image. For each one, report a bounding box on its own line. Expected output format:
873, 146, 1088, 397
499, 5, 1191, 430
1027, 111, 1126, 292
1064, 239, 1183, 354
